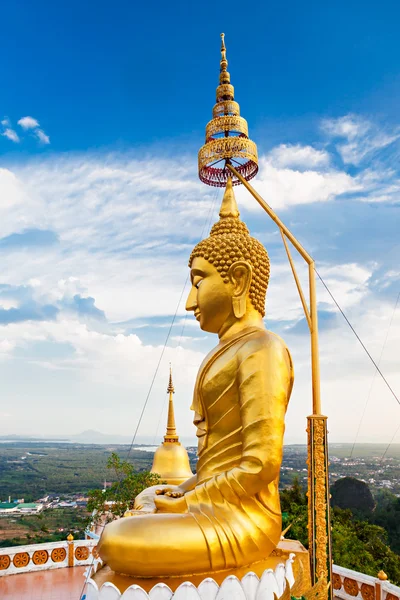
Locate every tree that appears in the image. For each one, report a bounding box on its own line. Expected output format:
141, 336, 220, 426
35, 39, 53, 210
281, 477, 309, 547
332, 508, 400, 584
371, 490, 400, 554
86, 453, 161, 527
281, 476, 307, 510
280, 480, 400, 586
331, 477, 375, 517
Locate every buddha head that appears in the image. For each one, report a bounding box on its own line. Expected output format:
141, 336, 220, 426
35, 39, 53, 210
186, 177, 270, 335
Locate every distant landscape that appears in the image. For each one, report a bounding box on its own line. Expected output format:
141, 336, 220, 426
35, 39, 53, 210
0, 429, 178, 445
1, 439, 399, 500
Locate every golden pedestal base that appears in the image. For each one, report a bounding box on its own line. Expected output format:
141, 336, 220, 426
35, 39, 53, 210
92, 539, 311, 595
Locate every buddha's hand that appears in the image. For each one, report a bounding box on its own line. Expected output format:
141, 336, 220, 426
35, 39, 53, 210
155, 487, 184, 498
154, 493, 188, 514
133, 484, 173, 512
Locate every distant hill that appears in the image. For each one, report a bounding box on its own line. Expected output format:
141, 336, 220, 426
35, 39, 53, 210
0, 430, 132, 445
1, 432, 399, 457
0, 430, 196, 446
0, 434, 69, 442
68, 430, 133, 444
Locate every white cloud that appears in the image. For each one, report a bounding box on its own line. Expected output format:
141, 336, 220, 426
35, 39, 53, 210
18, 116, 40, 130
170, 335, 205, 342
1, 128, 20, 143
2, 116, 50, 145
321, 114, 370, 140
0, 168, 27, 209
0, 120, 398, 441
0, 340, 15, 355
321, 114, 400, 165
265, 261, 375, 328
0, 156, 211, 321
268, 144, 330, 169
236, 156, 360, 211
0, 315, 205, 437
316, 262, 374, 309
35, 129, 50, 144
339, 134, 399, 165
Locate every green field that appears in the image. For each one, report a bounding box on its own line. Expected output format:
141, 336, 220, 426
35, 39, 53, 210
0, 508, 87, 547
328, 443, 400, 459
0, 443, 160, 500
1, 442, 399, 500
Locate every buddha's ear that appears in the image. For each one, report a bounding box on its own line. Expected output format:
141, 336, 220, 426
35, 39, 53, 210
229, 261, 252, 319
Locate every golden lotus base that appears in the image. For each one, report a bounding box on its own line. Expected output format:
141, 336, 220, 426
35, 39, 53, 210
92, 539, 311, 594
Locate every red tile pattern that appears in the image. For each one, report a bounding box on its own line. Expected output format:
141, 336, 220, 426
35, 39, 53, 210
0, 566, 87, 600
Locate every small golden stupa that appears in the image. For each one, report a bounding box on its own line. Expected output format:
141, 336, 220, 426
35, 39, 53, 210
150, 367, 194, 485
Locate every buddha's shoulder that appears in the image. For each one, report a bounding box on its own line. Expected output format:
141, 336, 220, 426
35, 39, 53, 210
236, 328, 289, 358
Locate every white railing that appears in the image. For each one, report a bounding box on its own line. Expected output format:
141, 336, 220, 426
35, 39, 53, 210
82, 554, 296, 600
85, 529, 100, 540
0, 538, 97, 576
1, 538, 400, 600
332, 565, 400, 600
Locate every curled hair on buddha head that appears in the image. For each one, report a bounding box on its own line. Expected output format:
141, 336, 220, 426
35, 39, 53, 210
189, 177, 270, 317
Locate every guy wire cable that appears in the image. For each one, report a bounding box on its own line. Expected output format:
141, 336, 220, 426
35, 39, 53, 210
350, 290, 400, 458
381, 419, 400, 462
151, 186, 220, 445
126, 186, 220, 457
314, 267, 400, 408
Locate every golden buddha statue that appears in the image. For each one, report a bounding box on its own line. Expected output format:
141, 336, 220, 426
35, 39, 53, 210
97, 178, 294, 580
150, 367, 194, 485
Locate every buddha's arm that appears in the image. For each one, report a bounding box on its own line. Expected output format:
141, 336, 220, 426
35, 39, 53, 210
186, 337, 293, 503
225, 340, 293, 496
178, 474, 197, 493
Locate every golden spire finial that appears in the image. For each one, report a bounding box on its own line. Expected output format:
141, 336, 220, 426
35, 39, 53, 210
165, 366, 178, 442
220, 33, 228, 73
167, 363, 175, 394
198, 33, 258, 187
219, 176, 240, 219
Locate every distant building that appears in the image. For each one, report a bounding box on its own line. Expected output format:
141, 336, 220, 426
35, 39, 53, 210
0, 502, 43, 515
76, 497, 88, 507
57, 501, 77, 508
16, 503, 44, 514
0, 502, 18, 515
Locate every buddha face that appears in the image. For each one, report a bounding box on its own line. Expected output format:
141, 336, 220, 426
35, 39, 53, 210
186, 257, 232, 334
186, 256, 252, 335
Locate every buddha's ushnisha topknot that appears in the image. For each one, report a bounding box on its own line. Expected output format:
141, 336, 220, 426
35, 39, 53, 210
189, 177, 270, 316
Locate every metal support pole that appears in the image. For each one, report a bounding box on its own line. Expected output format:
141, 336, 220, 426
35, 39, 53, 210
308, 416, 332, 595
226, 163, 332, 598
309, 263, 321, 416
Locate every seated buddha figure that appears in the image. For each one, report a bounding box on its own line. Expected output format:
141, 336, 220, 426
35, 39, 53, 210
98, 177, 294, 579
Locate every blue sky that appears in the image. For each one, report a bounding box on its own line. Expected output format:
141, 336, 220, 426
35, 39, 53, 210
0, 1, 399, 445
2, 0, 400, 152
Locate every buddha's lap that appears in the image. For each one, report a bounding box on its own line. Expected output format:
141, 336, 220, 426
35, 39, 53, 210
98, 503, 280, 578
98, 512, 211, 575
